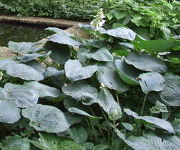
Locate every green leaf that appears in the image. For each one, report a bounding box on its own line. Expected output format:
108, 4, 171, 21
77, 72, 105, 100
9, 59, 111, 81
119, 42, 134, 49
160, 75, 180, 106
57, 139, 85, 150
101, 27, 136, 41
25, 60, 46, 76
30, 133, 59, 150
1, 83, 39, 108
17, 53, 49, 63
4, 63, 44, 81
63, 99, 98, 119
97, 67, 129, 92
24, 81, 60, 98
124, 108, 175, 133
30, 133, 85, 150
0, 101, 21, 124
22, 104, 70, 133
68, 107, 100, 119
64, 112, 82, 126
115, 128, 180, 150
62, 81, 98, 102
121, 123, 134, 131
45, 27, 72, 36
96, 88, 122, 121
47, 34, 81, 48
172, 119, 180, 135
44, 42, 71, 64
150, 101, 168, 114
139, 72, 165, 94
88, 48, 113, 62
8, 41, 42, 54
82, 142, 94, 150
62, 81, 98, 105
77, 47, 113, 62
65, 59, 97, 81
44, 67, 64, 77
77, 48, 90, 63
92, 144, 109, 150
125, 53, 167, 73
113, 49, 129, 57
115, 59, 141, 86
0, 59, 18, 70
133, 38, 180, 53
69, 126, 88, 143
0, 135, 30, 150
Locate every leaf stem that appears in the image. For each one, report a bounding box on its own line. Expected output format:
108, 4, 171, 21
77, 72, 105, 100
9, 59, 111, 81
116, 93, 120, 104
141, 94, 148, 115
89, 118, 98, 143
100, 108, 111, 145
90, 109, 106, 140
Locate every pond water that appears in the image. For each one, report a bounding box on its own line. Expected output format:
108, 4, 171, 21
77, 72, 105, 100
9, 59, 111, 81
0, 23, 51, 47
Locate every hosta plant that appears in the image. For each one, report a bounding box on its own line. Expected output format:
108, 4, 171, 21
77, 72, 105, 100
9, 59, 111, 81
0, 25, 180, 150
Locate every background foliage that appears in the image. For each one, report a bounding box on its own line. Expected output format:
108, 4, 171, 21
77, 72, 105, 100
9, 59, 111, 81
0, 0, 103, 21
104, 0, 180, 39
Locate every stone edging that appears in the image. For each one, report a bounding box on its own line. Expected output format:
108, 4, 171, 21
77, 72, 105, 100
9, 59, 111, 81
0, 15, 88, 28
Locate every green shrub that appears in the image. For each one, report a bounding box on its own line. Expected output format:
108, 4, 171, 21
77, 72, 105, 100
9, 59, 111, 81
104, 0, 180, 39
0, 0, 103, 21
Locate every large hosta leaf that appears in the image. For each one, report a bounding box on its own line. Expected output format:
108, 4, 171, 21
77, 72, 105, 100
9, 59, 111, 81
92, 48, 113, 62
62, 81, 98, 104
47, 34, 81, 48
125, 53, 167, 73
0, 101, 21, 123
96, 88, 122, 121
22, 104, 70, 133
64, 112, 82, 126
97, 67, 129, 92
1, 83, 39, 108
4, 63, 44, 81
133, 38, 180, 53
115, 129, 180, 150
65, 59, 97, 81
8, 41, 42, 54
115, 59, 141, 86
101, 27, 136, 41
88, 48, 113, 62
124, 108, 175, 133
45, 67, 64, 77
78, 48, 113, 62
44, 42, 71, 64
17, 53, 49, 63
0, 59, 17, 70
45, 27, 72, 36
25, 60, 46, 76
139, 72, 165, 94
24, 81, 60, 98
77, 48, 90, 63
160, 75, 180, 106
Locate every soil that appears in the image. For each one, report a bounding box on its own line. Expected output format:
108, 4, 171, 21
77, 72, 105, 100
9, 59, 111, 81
0, 46, 15, 58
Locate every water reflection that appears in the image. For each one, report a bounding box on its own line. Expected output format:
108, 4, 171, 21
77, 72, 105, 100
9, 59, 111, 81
0, 23, 51, 46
